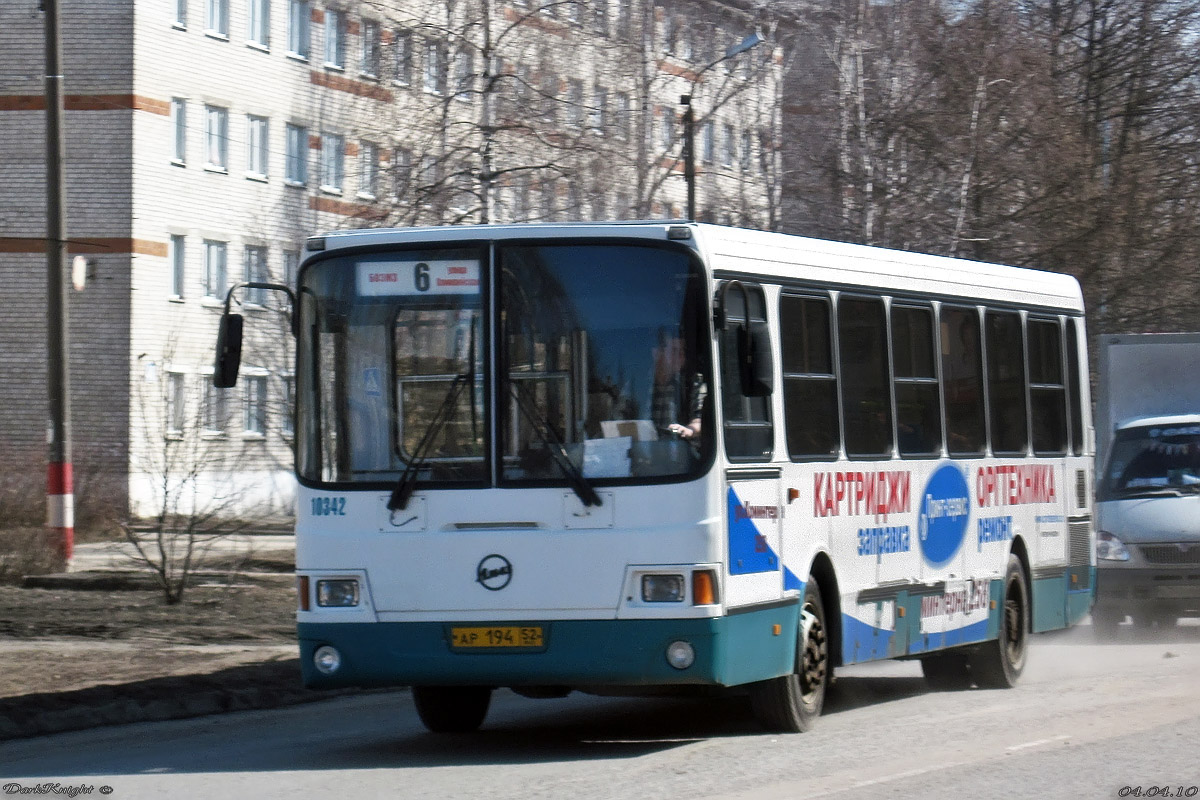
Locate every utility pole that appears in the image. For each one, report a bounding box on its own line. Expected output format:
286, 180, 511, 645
43, 0, 73, 565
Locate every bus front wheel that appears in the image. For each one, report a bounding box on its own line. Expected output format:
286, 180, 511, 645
969, 554, 1029, 688
747, 575, 829, 733
412, 686, 492, 733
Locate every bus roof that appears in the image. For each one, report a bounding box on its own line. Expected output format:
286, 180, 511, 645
309, 222, 1084, 313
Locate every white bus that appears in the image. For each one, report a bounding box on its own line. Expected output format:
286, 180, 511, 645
215, 222, 1095, 733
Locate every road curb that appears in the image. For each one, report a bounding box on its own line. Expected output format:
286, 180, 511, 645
0, 659, 368, 740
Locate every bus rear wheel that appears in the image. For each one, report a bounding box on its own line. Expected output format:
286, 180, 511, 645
412, 686, 492, 733
747, 575, 829, 733
969, 554, 1028, 688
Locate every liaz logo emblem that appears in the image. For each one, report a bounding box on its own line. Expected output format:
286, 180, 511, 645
476, 554, 513, 591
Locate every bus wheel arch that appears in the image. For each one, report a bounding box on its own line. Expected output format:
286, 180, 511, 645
807, 552, 842, 669
969, 551, 1030, 688
1008, 536, 1032, 633
747, 571, 830, 732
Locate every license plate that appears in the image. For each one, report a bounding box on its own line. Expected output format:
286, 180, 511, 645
450, 626, 544, 648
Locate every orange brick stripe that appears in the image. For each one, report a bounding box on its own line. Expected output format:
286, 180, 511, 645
0, 94, 170, 115
309, 196, 388, 220
310, 71, 394, 103
0, 237, 168, 257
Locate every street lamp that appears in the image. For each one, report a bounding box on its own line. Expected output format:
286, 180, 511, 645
681, 30, 764, 221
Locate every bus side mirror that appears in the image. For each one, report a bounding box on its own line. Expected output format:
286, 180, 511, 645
738, 320, 774, 397
213, 312, 244, 388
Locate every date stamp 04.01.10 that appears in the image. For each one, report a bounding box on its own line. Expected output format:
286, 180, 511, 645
1119, 788, 1199, 798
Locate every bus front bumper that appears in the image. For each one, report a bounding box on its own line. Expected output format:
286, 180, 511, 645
298, 607, 798, 691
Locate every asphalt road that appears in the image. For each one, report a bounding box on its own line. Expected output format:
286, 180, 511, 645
5, 622, 1200, 800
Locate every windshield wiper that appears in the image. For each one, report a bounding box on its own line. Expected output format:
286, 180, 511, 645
389, 315, 478, 512
510, 381, 602, 507
388, 373, 469, 511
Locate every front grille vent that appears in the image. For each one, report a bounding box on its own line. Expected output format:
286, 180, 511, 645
1140, 544, 1200, 565
1069, 520, 1091, 566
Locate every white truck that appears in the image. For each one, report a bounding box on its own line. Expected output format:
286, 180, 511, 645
1093, 333, 1200, 632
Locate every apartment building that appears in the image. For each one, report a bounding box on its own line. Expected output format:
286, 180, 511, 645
0, 0, 782, 523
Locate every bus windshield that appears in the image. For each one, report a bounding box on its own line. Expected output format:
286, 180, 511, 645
1099, 423, 1200, 500
296, 240, 713, 487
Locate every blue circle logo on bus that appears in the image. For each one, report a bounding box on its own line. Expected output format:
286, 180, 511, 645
917, 464, 972, 567
476, 554, 513, 591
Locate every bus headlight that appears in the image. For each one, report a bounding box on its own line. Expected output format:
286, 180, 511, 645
642, 574, 685, 602
317, 579, 360, 607
313, 645, 342, 675
665, 640, 695, 670
1096, 531, 1131, 561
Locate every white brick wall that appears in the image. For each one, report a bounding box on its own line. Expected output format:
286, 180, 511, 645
1, 0, 781, 523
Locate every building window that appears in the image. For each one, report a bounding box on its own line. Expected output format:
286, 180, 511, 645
203, 382, 228, 433
453, 49, 473, 102
287, 0, 309, 57
166, 372, 187, 436
721, 123, 735, 167
204, 105, 228, 170
540, 73, 557, 123
361, 19, 380, 78
423, 40, 445, 95
392, 146, 412, 197
247, 0, 269, 46
169, 234, 186, 298
175, 0, 188, 27
283, 250, 299, 287
280, 374, 295, 435
741, 130, 753, 171
244, 375, 267, 434
614, 91, 630, 140
324, 8, 345, 68
701, 119, 714, 164
246, 115, 269, 178
285, 123, 307, 184
171, 98, 187, 164
359, 141, 378, 198
565, 79, 583, 127
206, 0, 229, 35
320, 132, 344, 192
244, 245, 268, 305
614, 0, 630, 37
394, 30, 412, 85
659, 105, 674, 150
593, 0, 608, 33
204, 240, 227, 299
206, 0, 228, 36
589, 87, 607, 132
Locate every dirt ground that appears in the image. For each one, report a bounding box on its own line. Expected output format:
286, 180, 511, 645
0, 554, 299, 700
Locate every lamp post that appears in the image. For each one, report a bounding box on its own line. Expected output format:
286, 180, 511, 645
681, 30, 764, 221
44, 0, 73, 566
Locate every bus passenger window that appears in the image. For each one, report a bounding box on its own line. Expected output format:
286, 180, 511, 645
838, 296, 892, 458
986, 310, 1028, 455
940, 307, 985, 456
891, 305, 942, 456
780, 294, 838, 459
1028, 318, 1067, 454
720, 284, 774, 461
